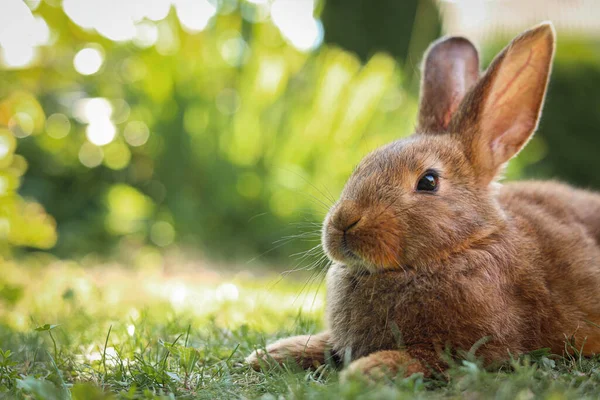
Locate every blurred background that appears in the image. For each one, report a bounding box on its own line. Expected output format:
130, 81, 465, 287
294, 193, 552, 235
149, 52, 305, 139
1, 0, 600, 269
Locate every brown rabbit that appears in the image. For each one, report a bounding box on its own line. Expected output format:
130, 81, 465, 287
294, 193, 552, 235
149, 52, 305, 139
247, 22, 600, 380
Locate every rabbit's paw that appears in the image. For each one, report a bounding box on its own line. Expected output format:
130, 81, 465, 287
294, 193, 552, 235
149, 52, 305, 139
245, 348, 272, 371
245, 342, 310, 371
340, 350, 425, 383
246, 333, 330, 371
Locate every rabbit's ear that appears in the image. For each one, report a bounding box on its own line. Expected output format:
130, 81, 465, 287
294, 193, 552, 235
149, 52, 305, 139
417, 37, 480, 134
450, 22, 555, 183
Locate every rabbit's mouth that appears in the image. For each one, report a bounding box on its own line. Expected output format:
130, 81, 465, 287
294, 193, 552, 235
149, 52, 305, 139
322, 200, 405, 272
323, 223, 403, 273
341, 242, 363, 264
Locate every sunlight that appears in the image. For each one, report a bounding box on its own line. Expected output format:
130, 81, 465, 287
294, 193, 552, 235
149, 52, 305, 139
75, 97, 113, 124
317, 62, 356, 114
72, 97, 118, 146
156, 20, 180, 55
1, 46, 36, 69
220, 34, 248, 67
134, 21, 159, 48
0, 1, 49, 68
0, 136, 11, 159
87, 347, 118, 366
64, 0, 132, 41
85, 119, 117, 146
257, 57, 286, 95
73, 47, 104, 75
271, 0, 323, 51
241, 1, 270, 23
63, 0, 171, 41
135, 0, 171, 22
215, 283, 239, 302
170, 283, 188, 307
174, 0, 217, 32
31, 16, 51, 46
2, 0, 326, 64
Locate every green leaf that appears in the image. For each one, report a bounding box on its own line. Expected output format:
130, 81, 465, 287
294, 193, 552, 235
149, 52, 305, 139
34, 324, 60, 332
16, 377, 63, 400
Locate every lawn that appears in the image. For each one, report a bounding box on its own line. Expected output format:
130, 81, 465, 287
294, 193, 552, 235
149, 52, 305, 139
1, 258, 600, 399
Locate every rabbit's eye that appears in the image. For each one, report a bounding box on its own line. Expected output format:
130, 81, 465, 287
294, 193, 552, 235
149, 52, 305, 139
416, 171, 439, 192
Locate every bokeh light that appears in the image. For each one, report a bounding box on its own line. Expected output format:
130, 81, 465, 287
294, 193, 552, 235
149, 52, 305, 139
73, 97, 119, 147
45, 113, 71, 139
174, 0, 217, 32
0, 1, 50, 68
134, 21, 159, 48
0, 137, 12, 159
271, 0, 323, 51
9, 155, 28, 177
86, 119, 116, 146
220, 33, 249, 67
150, 221, 175, 247
75, 97, 113, 124
31, 16, 51, 46
0, 131, 16, 167
155, 19, 180, 55
73, 46, 104, 75
78, 143, 104, 168
105, 184, 153, 235
103, 141, 131, 170
63, 0, 134, 41
124, 121, 150, 147
215, 283, 239, 302
111, 100, 131, 124
241, 1, 270, 23
0, 46, 36, 69
9, 112, 35, 138
215, 88, 241, 115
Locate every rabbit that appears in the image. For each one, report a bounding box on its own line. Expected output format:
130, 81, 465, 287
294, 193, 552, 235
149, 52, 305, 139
246, 22, 600, 380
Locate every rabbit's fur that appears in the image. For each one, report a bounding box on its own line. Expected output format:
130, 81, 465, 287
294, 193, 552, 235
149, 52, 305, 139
247, 22, 600, 379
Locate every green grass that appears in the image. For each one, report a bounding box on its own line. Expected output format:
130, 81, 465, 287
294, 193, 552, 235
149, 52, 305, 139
2, 259, 600, 399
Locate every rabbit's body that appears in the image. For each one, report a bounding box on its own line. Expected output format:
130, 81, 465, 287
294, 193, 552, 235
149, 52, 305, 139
247, 23, 600, 379
328, 180, 600, 365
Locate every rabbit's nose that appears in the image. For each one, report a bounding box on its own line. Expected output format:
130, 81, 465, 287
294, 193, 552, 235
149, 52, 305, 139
331, 201, 363, 232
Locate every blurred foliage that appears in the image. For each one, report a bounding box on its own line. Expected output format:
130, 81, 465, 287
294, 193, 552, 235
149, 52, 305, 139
2, 0, 420, 262
0, 93, 57, 255
1, 0, 598, 264
528, 40, 600, 189
322, 0, 441, 65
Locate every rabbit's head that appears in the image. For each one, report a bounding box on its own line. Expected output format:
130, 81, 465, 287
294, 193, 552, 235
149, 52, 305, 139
322, 23, 556, 272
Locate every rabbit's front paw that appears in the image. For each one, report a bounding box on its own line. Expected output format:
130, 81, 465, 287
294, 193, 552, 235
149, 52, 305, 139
246, 332, 331, 371
341, 350, 426, 383
245, 342, 308, 370
245, 348, 271, 371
